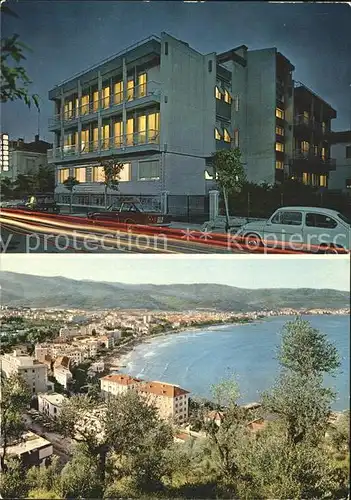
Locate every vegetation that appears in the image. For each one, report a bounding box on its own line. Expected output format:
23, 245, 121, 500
0, 167, 55, 200
99, 157, 125, 208
0, 4, 39, 108
212, 148, 246, 231
0, 318, 349, 499
62, 176, 80, 213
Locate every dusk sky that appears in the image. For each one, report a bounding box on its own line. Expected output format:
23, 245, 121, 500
1, 255, 350, 290
2, 1, 351, 143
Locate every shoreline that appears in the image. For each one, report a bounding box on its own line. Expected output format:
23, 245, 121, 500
104, 311, 349, 371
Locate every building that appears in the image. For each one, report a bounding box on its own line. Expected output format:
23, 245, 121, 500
138, 381, 190, 423
0, 349, 49, 394
0, 432, 53, 468
53, 356, 72, 389
48, 33, 337, 207
0, 134, 52, 181
38, 392, 67, 418
100, 373, 142, 398
291, 82, 337, 187
328, 130, 351, 192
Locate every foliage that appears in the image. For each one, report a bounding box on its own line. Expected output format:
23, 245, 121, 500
210, 375, 240, 409
0, 373, 32, 471
99, 157, 125, 191
62, 176, 80, 192
60, 447, 104, 499
0, 458, 28, 498
0, 5, 39, 108
278, 317, 341, 377
26, 455, 62, 497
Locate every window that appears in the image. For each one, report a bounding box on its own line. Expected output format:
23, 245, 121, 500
306, 213, 337, 229
224, 89, 232, 104
81, 95, 89, 115
223, 128, 231, 143
138, 160, 160, 180
127, 79, 134, 101
138, 73, 147, 97
74, 167, 86, 182
101, 124, 110, 149
303, 110, 309, 123
276, 126, 284, 136
302, 172, 311, 185
148, 112, 160, 142
275, 142, 284, 152
321, 147, 326, 160
271, 210, 302, 226
346, 146, 351, 159
102, 86, 110, 109
215, 128, 222, 140
93, 127, 99, 151
301, 141, 309, 153
215, 86, 222, 100
119, 163, 131, 182
114, 81, 123, 105
234, 128, 239, 148
93, 90, 99, 112
138, 115, 147, 144
58, 168, 69, 184
208, 60, 212, 73
234, 95, 239, 112
126, 118, 134, 145
276, 160, 284, 170
322, 121, 326, 133
314, 145, 318, 156
26, 158, 36, 171
64, 100, 73, 120
319, 175, 327, 187
92, 167, 104, 182
276, 108, 284, 119
165, 41, 168, 55
114, 121, 123, 147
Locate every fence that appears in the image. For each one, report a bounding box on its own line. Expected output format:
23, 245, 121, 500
225, 189, 351, 219
55, 193, 161, 214
166, 195, 210, 223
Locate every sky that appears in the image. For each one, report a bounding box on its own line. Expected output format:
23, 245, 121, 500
1, 255, 350, 290
1, 1, 351, 143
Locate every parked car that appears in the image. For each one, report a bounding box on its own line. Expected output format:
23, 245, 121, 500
87, 199, 171, 226
238, 206, 351, 253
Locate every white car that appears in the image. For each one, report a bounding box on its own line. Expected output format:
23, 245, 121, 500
238, 206, 351, 253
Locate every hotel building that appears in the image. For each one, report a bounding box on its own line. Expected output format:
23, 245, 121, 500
48, 33, 337, 208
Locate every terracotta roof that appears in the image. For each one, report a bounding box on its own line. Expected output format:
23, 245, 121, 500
138, 381, 189, 398
100, 374, 142, 385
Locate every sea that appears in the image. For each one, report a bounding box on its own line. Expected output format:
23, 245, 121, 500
118, 315, 350, 411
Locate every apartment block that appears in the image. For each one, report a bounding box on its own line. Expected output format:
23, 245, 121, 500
0, 349, 49, 394
328, 130, 351, 192
48, 32, 337, 205
100, 373, 142, 397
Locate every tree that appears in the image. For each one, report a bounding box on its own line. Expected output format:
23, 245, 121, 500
211, 148, 246, 232
0, 458, 28, 498
278, 317, 340, 377
13, 173, 35, 197
62, 176, 80, 213
0, 373, 32, 471
34, 165, 55, 193
99, 158, 125, 208
0, 5, 39, 108
26, 455, 62, 498
0, 178, 14, 200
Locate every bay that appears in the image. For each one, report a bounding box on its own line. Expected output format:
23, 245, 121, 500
119, 315, 350, 411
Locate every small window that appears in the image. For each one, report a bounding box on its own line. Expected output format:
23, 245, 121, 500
275, 142, 284, 152
215, 86, 222, 100
208, 60, 213, 73
223, 128, 231, 143
165, 42, 168, 55
276, 108, 284, 120
306, 213, 337, 229
224, 89, 231, 104
276, 161, 284, 170
346, 146, 351, 159
215, 128, 222, 140
138, 160, 160, 181
276, 126, 284, 136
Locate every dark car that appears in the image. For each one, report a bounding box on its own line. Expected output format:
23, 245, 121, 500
22, 195, 60, 214
87, 199, 171, 226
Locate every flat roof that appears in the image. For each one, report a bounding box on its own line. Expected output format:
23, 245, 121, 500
2, 432, 52, 457
38, 392, 67, 406
329, 130, 351, 144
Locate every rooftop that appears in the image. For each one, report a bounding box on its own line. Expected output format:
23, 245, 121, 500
1, 432, 52, 457
138, 381, 190, 398
38, 392, 67, 406
101, 374, 142, 385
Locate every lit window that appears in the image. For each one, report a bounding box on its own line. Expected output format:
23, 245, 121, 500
303, 111, 309, 123
101, 124, 110, 150
321, 147, 326, 160
319, 175, 327, 187
74, 167, 86, 182
127, 79, 134, 101
276, 126, 284, 136
223, 128, 231, 143
114, 81, 123, 105
302, 172, 311, 185
215, 128, 222, 140
126, 118, 134, 146
215, 86, 222, 100
138, 160, 160, 181
64, 100, 73, 120
93, 91, 99, 112
92, 127, 98, 151
275, 161, 284, 170
224, 90, 232, 104
276, 142, 284, 152
301, 141, 309, 153
138, 73, 147, 98
276, 108, 284, 119
81, 95, 89, 115
148, 112, 160, 142
138, 115, 147, 144
322, 121, 326, 133
102, 86, 110, 109
119, 163, 131, 182
234, 129, 239, 148
59, 168, 70, 183
114, 121, 123, 147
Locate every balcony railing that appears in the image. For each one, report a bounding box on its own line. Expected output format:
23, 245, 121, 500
290, 149, 336, 169
48, 130, 160, 161
48, 81, 161, 129
294, 114, 328, 135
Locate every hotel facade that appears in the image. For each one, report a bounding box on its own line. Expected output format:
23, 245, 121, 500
48, 32, 337, 208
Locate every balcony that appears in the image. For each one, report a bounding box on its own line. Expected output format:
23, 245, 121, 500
48, 81, 161, 131
47, 130, 160, 163
293, 114, 328, 138
289, 148, 336, 174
